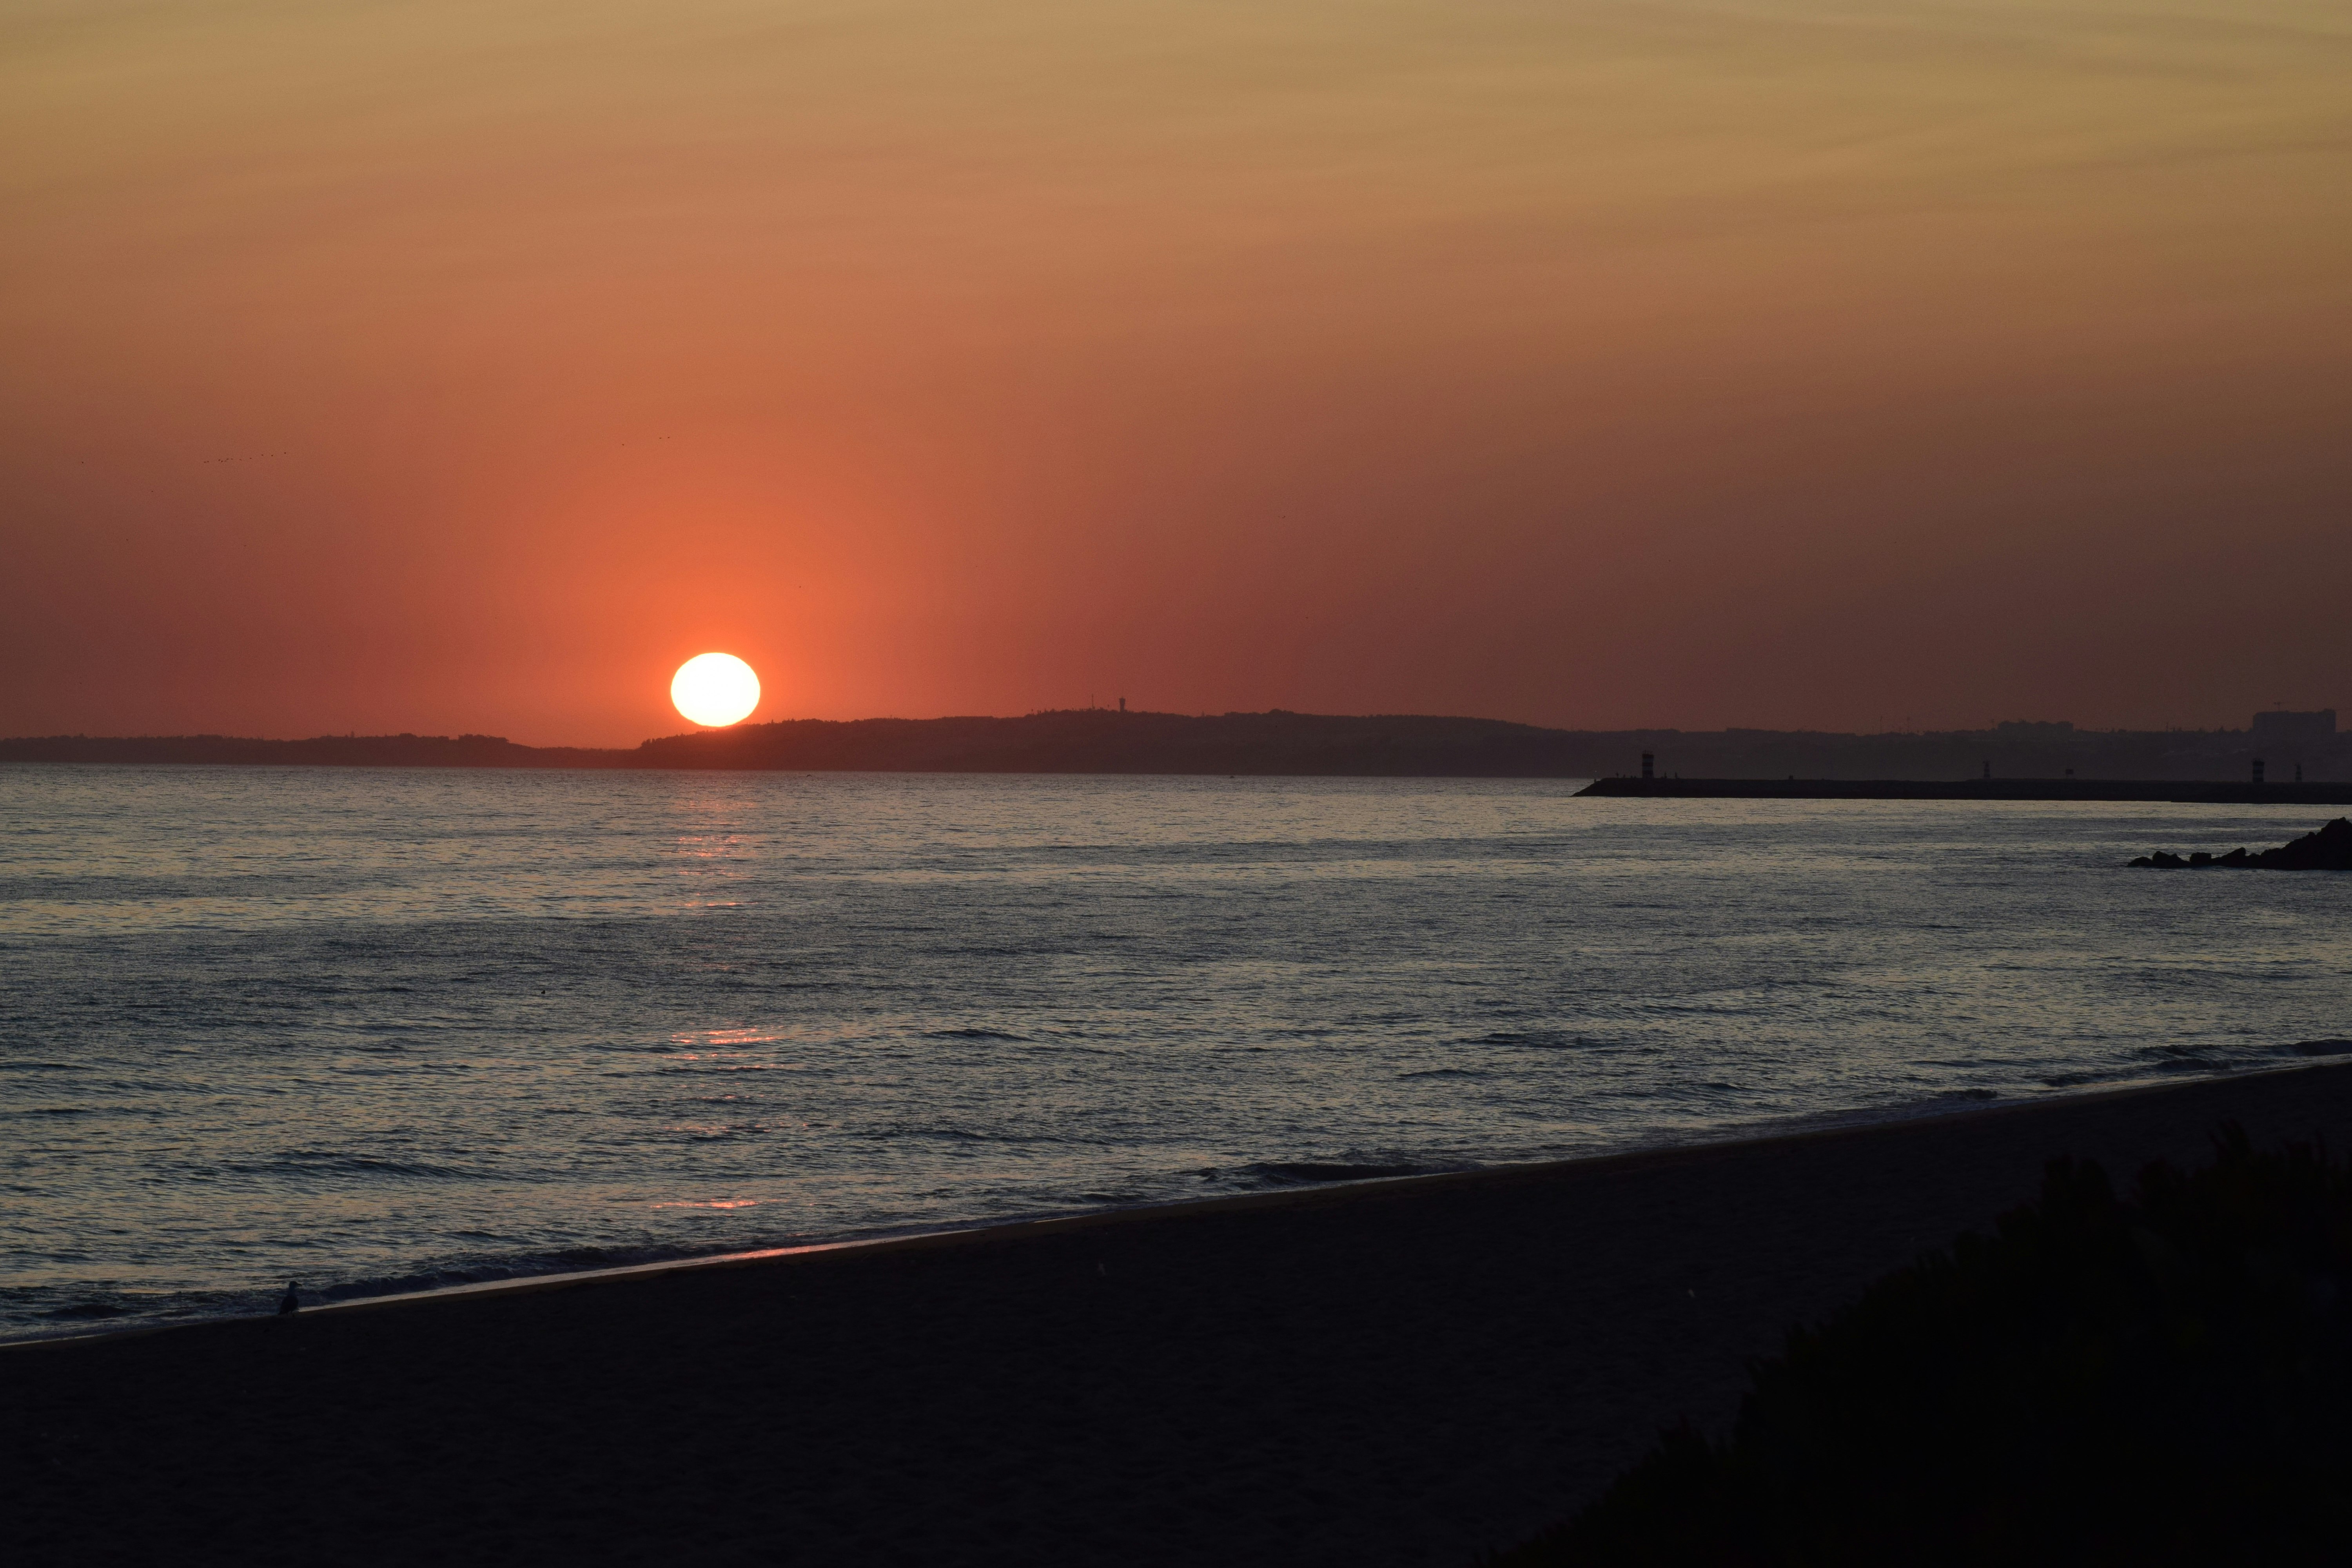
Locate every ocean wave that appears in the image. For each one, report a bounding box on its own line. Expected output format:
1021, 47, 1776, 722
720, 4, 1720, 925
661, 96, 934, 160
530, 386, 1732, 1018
864, 1123, 993, 1143
2140, 1044, 2240, 1074
314, 1250, 670, 1303
1237, 1160, 1436, 1187
1458, 1029, 1593, 1049
225, 1152, 489, 1180
925, 1027, 1031, 1042
2046, 1039, 2348, 1087
0, 1282, 260, 1342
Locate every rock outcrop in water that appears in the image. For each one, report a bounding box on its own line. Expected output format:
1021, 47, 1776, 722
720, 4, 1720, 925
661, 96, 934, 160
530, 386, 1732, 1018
2129, 817, 2352, 870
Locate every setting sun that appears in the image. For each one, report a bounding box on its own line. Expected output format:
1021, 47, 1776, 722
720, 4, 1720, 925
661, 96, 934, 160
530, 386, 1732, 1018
670, 653, 760, 727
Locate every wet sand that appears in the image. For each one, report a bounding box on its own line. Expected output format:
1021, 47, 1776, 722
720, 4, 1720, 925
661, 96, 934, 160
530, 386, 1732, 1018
10, 1063, 2352, 1567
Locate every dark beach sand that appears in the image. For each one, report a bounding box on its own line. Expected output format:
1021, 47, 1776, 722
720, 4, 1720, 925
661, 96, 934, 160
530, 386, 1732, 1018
10, 1063, 2352, 1567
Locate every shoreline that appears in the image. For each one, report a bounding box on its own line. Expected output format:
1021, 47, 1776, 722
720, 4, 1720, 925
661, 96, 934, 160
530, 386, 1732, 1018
10, 1057, 2342, 1355
12, 1061, 2352, 1564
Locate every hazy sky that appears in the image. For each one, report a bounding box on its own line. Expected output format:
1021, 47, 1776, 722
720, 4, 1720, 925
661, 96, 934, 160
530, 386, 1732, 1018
5, 0, 2347, 744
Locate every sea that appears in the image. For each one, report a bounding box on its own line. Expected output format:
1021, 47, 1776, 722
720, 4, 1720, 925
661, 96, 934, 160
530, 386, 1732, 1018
4, 764, 2347, 1338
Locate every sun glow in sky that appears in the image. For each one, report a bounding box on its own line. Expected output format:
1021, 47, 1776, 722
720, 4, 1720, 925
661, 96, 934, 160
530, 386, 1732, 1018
2, 0, 2346, 743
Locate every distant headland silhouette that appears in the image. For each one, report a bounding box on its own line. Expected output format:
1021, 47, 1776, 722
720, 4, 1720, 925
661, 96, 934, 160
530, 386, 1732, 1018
2, 708, 2342, 785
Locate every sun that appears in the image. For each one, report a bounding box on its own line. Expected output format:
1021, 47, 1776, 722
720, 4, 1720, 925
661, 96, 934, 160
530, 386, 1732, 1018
671, 652, 761, 727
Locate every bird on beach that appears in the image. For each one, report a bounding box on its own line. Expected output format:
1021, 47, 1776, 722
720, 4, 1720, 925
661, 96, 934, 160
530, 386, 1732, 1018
278, 1281, 301, 1316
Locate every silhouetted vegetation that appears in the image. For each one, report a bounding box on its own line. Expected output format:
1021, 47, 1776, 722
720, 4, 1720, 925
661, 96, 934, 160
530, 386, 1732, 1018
1494, 1129, 2352, 1565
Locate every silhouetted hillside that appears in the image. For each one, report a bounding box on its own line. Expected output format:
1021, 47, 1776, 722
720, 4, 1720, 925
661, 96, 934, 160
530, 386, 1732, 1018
4, 710, 2346, 780
629, 710, 1587, 775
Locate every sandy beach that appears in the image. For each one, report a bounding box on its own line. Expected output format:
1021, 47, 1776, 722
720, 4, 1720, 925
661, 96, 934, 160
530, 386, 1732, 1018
9, 1063, 2352, 1566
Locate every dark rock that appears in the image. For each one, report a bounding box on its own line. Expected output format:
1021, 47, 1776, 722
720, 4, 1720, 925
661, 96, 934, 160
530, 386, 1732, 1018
2250, 817, 2352, 870
2127, 818, 2352, 871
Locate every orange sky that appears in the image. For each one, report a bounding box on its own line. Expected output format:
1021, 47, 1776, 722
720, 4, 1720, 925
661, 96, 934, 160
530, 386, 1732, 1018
4, 0, 2348, 745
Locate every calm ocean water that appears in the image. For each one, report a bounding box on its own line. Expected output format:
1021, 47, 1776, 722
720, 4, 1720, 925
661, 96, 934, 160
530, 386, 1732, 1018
3, 764, 2347, 1336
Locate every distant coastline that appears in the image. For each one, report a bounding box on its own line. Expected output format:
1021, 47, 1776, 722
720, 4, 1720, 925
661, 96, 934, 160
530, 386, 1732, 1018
2, 709, 2345, 782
